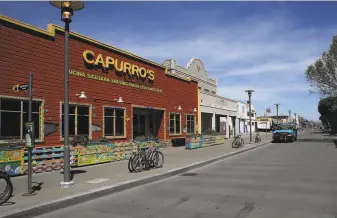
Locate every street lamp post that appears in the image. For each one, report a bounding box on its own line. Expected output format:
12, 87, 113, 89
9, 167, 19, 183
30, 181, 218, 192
288, 110, 291, 122
275, 104, 280, 125
245, 90, 254, 144
50, 1, 84, 188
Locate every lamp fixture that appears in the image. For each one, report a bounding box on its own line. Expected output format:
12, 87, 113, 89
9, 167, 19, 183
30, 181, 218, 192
193, 108, 197, 112
178, 106, 182, 110
114, 97, 123, 103
50, 1, 84, 23
76, 91, 87, 99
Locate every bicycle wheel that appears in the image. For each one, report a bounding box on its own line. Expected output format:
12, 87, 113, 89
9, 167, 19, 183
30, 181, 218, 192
131, 153, 144, 172
153, 151, 164, 168
145, 149, 155, 169
232, 140, 237, 148
128, 153, 135, 173
148, 151, 156, 168
0, 173, 13, 205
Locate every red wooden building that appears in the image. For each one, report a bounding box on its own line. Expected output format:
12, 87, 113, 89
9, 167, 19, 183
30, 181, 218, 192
0, 15, 199, 147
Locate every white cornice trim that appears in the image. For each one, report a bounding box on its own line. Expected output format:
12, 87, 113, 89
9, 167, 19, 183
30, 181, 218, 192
172, 65, 217, 87
200, 90, 238, 103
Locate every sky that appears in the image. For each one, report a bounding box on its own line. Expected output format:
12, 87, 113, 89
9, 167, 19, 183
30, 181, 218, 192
1, 1, 336, 121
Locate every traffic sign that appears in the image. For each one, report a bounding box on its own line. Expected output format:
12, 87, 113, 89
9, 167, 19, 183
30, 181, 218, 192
13, 84, 29, 92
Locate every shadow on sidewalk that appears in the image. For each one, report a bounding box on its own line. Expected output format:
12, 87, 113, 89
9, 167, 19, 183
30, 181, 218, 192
32, 182, 44, 193
60, 170, 87, 180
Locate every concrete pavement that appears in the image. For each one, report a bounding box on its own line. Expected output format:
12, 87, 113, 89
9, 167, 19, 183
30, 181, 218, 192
32, 132, 337, 218
0, 133, 272, 218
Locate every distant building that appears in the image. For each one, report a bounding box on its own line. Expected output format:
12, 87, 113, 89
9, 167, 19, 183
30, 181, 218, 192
163, 58, 238, 138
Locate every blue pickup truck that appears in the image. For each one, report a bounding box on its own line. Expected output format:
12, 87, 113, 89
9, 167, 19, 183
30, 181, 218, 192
272, 123, 298, 143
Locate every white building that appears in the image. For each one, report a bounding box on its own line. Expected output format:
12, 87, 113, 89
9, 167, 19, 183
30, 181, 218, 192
236, 101, 257, 134
163, 58, 238, 138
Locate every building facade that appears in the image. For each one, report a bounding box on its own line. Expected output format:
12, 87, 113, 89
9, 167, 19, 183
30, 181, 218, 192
163, 58, 237, 138
236, 102, 257, 134
0, 15, 199, 146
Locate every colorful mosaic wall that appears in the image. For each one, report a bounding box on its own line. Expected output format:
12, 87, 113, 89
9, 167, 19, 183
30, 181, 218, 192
185, 135, 225, 149
0, 139, 170, 176
0, 148, 24, 176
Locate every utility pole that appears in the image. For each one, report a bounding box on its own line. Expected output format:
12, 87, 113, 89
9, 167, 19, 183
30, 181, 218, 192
288, 110, 291, 122
265, 113, 268, 141
50, 1, 85, 188
245, 90, 254, 144
22, 73, 37, 196
275, 104, 280, 125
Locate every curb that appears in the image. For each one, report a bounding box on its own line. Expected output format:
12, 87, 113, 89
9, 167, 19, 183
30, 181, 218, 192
1, 141, 271, 218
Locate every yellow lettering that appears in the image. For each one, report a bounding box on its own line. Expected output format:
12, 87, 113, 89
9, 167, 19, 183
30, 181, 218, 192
94, 54, 106, 67
124, 62, 132, 75
115, 59, 124, 72
83, 50, 95, 64
148, 70, 155, 80
105, 56, 114, 69
139, 67, 147, 78
131, 64, 139, 76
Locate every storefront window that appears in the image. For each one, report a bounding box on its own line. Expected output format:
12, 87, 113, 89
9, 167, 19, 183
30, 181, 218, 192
104, 107, 125, 137
61, 104, 90, 137
170, 112, 181, 135
0, 98, 42, 141
186, 115, 195, 134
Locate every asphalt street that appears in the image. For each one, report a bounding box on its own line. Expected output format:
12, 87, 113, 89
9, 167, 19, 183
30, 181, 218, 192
35, 132, 337, 218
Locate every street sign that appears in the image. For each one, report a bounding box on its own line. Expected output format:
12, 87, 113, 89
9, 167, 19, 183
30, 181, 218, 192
24, 122, 35, 148
13, 84, 29, 92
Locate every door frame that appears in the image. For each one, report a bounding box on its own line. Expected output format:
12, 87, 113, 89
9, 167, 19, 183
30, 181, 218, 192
131, 105, 166, 140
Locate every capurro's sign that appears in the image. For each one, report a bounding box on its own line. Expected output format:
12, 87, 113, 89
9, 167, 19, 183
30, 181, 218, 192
83, 50, 155, 81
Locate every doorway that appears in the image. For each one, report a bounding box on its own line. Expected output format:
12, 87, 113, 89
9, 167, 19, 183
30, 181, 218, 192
132, 107, 163, 139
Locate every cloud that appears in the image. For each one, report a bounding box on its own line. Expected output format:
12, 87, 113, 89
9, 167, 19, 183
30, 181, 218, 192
218, 84, 310, 102
76, 4, 333, 120
222, 58, 317, 77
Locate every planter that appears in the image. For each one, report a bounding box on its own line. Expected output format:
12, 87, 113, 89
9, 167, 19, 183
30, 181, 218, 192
186, 134, 226, 149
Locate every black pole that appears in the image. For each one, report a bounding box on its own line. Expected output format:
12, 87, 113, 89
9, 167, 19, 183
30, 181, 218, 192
61, 22, 73, 188
23, 73, 37, 196
265, 110, 268, 140
249, 94, 252, 143
28, 73, 33, 194
276, 105, 279, 125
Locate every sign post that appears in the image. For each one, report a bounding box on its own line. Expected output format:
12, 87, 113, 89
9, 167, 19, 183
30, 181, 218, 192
22, 73, 37, 197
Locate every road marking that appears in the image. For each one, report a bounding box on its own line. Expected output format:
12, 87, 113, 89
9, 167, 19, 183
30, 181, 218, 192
86, 178, 110, 184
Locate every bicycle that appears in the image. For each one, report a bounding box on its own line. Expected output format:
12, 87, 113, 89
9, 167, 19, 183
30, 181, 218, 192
232, 134, 244, 148
128, 142, 164, 173
0, 169, 13, 205
255, 133, 262, 143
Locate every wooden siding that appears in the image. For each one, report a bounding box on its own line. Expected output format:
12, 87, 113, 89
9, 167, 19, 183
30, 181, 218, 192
0, 18, 198, 146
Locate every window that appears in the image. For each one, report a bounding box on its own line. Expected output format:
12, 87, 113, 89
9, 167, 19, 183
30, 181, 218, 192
0, 98, 42, 140
204, 89, 210, 92
104, 107, 125, 137
242, 106, 245, 114
61, 104, 90, 137
186, 115, 195, 134
170, 112, 181, 135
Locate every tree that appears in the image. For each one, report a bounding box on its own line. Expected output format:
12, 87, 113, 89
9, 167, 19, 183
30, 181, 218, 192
305, 36, 337, 96
318, 96, 337, 131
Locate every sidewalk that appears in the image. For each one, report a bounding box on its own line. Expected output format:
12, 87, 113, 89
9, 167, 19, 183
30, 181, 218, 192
0, 134, 272, 218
